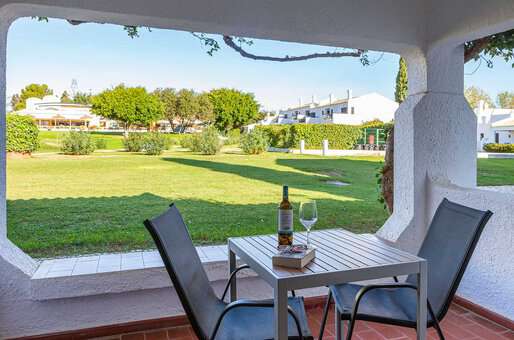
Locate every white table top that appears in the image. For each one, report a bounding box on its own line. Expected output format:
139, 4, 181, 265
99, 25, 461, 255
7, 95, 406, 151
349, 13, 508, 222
228, 229, 424, 288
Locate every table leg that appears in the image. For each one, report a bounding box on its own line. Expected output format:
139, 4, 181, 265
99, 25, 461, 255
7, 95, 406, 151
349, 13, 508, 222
417, 260, 428, 340
274, 282, 288, 340
229, 248, 237, 302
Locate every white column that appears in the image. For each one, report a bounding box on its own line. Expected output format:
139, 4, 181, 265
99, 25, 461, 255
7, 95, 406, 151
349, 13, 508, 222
377, 45, 477, 252
300, 140, 305, 154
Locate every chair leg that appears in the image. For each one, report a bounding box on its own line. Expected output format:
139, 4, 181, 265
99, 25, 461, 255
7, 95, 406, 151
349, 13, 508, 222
318, 290, 332, 340
335, 308, 344, 340
345, 316, 356, 340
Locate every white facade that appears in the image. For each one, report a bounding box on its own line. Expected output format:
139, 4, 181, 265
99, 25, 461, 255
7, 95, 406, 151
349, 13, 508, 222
15, 95, 118, 130
276, 90, 398, 125
476, 100, 514, 150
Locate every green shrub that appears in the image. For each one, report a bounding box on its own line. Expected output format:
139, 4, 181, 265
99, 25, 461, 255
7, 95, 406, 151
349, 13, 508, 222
255, 125, 293, 148
123, 133, 145, 152
198, 126, 223, 155
226, 129, 241, 145
257, 124, 361, 150
7, 114, 39, 153
142, 132, 170, 155
180, 133, 201, 152
95, 139, 107, 149
240, 129, 269, 154
483, 143, 514, 153
60, 132, 96, 155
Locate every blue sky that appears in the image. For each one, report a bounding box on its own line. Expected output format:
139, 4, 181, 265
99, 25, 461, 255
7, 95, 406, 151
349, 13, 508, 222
6, 17, 513, 111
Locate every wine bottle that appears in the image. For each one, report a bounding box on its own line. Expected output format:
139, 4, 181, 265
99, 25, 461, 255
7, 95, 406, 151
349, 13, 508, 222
278, 185, 293, 246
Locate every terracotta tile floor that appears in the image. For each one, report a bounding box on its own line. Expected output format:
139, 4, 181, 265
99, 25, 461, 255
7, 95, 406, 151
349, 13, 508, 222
97, 303, 513, 340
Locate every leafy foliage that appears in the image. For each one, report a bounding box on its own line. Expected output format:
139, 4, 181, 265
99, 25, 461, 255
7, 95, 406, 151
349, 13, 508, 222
225, 129, 241, 145
123, 133, 145, 152
60, 91, 73, 103
465, 86, 495, 109
142, 132, 170, 155
257, 124, 362, 150
91, 84, 164, 132
154, 88, 213, 132
95, 139, 108, 149
208, 88, 260, 132
465, 29, 514, 67
6, 114, 39, 153
497, 91, 514, 109
483, 143, 514, 153
198, 126, 223, 155
395, 58, 408, 103
60, 132, 96, 155
180, 133, 201, 152
73, 91, 93, 105
13, 84, 53, 110
240, 129, 269, 154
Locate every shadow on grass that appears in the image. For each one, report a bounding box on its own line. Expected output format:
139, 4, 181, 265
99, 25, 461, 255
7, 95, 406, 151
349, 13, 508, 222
8, 191, 387, 258
163, 156, 381, 200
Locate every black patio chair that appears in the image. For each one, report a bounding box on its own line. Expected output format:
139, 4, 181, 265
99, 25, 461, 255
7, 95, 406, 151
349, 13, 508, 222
318, 198, 492, 340
144, 204, 314, 340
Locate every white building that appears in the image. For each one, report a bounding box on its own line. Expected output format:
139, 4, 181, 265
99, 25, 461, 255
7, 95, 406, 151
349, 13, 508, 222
275, 90, 398, 125
14, 95, 118, 130
475, 100, 514, 150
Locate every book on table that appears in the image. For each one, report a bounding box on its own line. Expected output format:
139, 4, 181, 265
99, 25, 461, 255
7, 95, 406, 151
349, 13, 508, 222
272, 245, 316, 269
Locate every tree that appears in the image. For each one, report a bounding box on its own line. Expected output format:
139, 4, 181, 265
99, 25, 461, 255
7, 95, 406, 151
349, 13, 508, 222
73, 91, 93, 105
497, 91, 514, 109
91, 84, 164, 134
154, 88, 214, 132
395, 58, 408, 103
208, 88, 260, 132
13, 83, 53, 110
60, 90, 73, 103
10, 94, 20, 111
464, 86, 495, 109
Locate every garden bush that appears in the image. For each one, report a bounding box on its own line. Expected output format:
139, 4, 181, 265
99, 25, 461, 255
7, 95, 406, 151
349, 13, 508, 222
60, 131, 96, 155
123, 133, 145, 152
7, 113, 39, 153
483, 143, 514, 153
255, 125, 293, 148
180, 133, 201, 152
226, 129, 241, 145
95, 138, 107, 149
142, 132, 170, 155
198, 126, 223, 155
256, 124, 361, 150
240, 129, 269, 154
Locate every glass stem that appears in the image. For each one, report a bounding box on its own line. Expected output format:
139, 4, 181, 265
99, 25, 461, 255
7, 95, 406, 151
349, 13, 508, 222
307, 230, 310, 248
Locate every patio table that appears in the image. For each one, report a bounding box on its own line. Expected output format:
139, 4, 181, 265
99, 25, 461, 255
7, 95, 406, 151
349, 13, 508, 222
228, 229, 427, 340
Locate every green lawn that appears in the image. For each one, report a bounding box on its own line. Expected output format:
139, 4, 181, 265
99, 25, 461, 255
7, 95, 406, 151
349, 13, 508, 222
7, 149, 388, 258
7, 148, 514, 258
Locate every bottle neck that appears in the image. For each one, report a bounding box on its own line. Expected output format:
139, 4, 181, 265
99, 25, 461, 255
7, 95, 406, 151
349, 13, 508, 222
283, 186, 288, 200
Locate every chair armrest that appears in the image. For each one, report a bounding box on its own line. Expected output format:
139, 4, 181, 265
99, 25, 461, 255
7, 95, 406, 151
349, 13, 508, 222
210, 299, 304, 340
221, 265, 251, 301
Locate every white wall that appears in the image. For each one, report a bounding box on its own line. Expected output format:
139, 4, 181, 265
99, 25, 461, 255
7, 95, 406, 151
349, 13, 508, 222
428, 181, 514, 320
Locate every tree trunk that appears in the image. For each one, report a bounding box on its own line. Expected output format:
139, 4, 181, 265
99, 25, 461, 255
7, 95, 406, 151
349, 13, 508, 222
382, 127, 394, 214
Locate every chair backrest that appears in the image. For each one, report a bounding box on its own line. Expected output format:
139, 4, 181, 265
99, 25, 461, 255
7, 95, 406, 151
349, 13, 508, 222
407, 198, 492, 320
144, 204, 225, 339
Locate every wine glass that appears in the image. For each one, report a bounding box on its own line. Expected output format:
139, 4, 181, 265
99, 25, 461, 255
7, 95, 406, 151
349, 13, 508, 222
299, 200, 318, 248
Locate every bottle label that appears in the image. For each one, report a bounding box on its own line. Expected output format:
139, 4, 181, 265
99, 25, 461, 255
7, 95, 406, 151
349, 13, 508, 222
278, 209, 293, 232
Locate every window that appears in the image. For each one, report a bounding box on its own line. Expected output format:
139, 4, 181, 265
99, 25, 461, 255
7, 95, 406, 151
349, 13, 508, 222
341, 107, 347, 114
480, 133, 484, 140
351, 107, 355, 114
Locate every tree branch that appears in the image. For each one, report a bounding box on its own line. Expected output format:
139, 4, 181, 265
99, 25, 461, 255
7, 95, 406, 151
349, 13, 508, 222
465, 36, 493, 63
222, 35, 365, 62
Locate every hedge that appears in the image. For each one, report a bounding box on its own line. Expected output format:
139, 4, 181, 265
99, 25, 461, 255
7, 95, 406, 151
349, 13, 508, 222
7, 113, 39, 153
483, 143, 514, 153
256, 124, 362, 150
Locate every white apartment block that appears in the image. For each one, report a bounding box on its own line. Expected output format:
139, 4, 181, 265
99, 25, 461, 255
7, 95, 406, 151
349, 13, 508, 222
476, 100, 514, 151
275, 89, 398, 125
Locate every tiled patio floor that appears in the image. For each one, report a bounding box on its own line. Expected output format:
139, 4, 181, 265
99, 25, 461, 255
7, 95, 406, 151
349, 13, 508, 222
96, 302, 513, 340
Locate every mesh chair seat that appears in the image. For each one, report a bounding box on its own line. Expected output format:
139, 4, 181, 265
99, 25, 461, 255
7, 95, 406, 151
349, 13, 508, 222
215, 297, 313, 340
330, 283, 435, 327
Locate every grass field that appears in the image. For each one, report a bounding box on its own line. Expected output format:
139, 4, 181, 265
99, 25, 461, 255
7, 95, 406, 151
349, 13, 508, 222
7, 148, 514, 258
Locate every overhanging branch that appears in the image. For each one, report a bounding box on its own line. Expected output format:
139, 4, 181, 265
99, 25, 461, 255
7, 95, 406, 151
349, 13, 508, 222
222, 35, 365, 62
